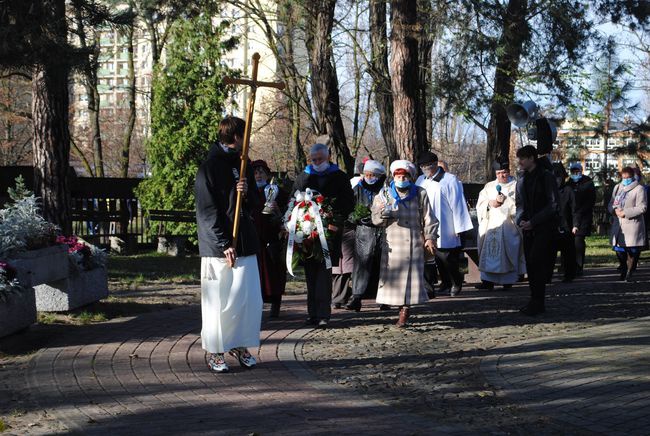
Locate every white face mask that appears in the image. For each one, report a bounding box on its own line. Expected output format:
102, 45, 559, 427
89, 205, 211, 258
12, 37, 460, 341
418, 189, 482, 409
364, 176, 378, 185
312, 161, 330, 172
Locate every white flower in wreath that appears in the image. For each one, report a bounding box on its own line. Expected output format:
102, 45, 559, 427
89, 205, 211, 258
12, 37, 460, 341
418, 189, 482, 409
294, 231, 305, 244
301, 220, 313, 234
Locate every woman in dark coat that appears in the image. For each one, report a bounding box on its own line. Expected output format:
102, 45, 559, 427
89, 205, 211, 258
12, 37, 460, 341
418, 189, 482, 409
345, 160, 387, 311
251, 160, 288, 317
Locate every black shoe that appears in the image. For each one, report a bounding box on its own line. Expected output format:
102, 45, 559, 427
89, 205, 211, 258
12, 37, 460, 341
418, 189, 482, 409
450, 287, 462, 297
345, 297, 362, 312
502, 284, 513, 290
305, 317, 318, 326
427, 290, 436, 299
317, 319, 329, 329
619, 270, 627, 281
475, 282, 494, 290
379, 304, 391, 311
333, 303, 342, 309
270, 302, 280, 318
626, 271, 635, 283
519, 303, 545, 316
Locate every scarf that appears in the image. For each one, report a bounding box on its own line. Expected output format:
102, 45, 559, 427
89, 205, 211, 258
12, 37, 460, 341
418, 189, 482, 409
389, 181, 417, 207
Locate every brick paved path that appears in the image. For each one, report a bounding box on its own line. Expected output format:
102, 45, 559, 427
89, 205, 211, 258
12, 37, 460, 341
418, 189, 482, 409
18, 289, 650, 435
23, 296, 462, 435
481, 316, 650, 435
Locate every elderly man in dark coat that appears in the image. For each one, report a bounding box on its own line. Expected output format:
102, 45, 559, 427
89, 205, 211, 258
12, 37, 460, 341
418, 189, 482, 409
566, 162, 596, 276
292, 143, 354, 328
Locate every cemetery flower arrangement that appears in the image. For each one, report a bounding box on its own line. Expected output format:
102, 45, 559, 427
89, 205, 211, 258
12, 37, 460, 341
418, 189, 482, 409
0, 261, 26, 303
283, 189, 334, 273
0, 177, 58, 259
56, 236, 108, 273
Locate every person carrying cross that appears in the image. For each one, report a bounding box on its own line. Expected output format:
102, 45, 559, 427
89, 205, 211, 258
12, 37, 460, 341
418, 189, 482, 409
195, 116, 263, 373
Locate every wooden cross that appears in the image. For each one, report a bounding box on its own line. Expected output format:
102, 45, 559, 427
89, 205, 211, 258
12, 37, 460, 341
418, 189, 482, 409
223, 52, 285, 260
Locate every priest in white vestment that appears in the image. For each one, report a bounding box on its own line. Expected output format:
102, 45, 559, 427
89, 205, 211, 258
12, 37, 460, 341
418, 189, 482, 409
195, 116, 263, 373
475, 161, 526, 289
416, 151, 474, 297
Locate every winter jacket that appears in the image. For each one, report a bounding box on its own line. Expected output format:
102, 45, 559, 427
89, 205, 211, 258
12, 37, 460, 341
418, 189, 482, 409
557, 183, 576, 233
567, 175, 596, 235
515, 162, 560, 232
195, 144, 261, 258
608, 181, 647, 248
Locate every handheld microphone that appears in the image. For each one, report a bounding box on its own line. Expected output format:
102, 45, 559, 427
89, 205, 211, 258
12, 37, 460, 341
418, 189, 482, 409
496, 184, 502, 194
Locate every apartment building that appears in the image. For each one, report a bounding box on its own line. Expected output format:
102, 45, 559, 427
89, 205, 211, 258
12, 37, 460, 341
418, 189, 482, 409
552, 118, 650, 177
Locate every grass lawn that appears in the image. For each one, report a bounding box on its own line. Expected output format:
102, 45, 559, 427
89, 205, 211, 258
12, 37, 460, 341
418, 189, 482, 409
27, 237, 640, 328
584, 235, 650, 267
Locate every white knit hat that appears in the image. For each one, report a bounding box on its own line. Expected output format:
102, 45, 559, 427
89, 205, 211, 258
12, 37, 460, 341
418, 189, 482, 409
363, 159, 386, 175
389, 160, 417, 178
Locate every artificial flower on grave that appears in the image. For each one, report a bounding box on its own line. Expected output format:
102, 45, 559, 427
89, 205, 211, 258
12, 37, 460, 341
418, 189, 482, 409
56, 236, 108, 273
282, 189, 334, 274
0, 260, 26, 303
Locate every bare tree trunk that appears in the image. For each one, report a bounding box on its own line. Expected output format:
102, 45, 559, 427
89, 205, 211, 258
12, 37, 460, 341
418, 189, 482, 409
369, 0, 397, 161
485, 0, 529, 179
304, 0, 354, 174
390, 0, 424, 161
72, 1, 104, 177
418, 0, 435, 150
32, 62, 72, 234
277, 1, 307, 173
120, 12, 136, 178
71, 137, 94, 176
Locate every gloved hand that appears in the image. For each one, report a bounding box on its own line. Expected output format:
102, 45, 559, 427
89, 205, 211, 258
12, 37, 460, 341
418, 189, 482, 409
380, 206, 397, 220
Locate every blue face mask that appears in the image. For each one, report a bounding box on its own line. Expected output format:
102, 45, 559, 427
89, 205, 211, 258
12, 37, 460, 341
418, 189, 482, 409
622, 178, 633, 187
312, 161, 330, 173
364, 176, 379, 185
570, 174, 581, 182
256, 180, 267, 188
395, 180, 411, 189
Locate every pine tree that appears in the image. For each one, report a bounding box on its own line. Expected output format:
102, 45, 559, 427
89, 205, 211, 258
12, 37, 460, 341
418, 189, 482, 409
135, 11, 237, 236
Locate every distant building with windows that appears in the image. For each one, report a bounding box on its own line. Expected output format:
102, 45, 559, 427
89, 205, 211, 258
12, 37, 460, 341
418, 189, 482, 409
552, 118, 650, 178
69, 1, 287, 176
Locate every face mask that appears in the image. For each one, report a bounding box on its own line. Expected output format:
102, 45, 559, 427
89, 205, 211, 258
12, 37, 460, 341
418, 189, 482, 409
256, 180, 267, 188
395, 180, 411, 189
570, 174, 581, 182
312, 161, 330, 173
364, 176, 378, 185
622, 178, 633, 186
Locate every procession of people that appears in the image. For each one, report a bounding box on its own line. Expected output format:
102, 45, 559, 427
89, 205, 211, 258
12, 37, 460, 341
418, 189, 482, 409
195, 115, 646, 373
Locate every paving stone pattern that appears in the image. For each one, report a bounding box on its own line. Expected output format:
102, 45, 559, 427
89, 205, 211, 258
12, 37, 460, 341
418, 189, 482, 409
481, 317, 650, 436
22, 297, 463, 435
6, 267, 650, 435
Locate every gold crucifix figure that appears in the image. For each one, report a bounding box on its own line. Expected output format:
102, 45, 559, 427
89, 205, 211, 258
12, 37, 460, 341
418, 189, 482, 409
223, 52, 285, 261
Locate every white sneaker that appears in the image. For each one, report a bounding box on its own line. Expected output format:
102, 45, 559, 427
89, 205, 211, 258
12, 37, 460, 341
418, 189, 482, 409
229, 348, 256, 368
207, 353, 229, 373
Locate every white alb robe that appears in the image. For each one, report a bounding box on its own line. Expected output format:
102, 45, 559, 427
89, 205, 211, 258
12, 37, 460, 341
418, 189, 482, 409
416, 171, 473, 249
476, 178, 526, 284
201, 255, 263, 354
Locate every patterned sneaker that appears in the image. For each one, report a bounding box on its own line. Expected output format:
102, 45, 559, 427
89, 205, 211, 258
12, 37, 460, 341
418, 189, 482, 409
207, 353, 229, 373
229, 347, 256, 368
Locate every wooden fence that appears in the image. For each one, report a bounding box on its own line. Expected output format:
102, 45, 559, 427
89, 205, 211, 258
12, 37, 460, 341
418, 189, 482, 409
0, 167, 613, 249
